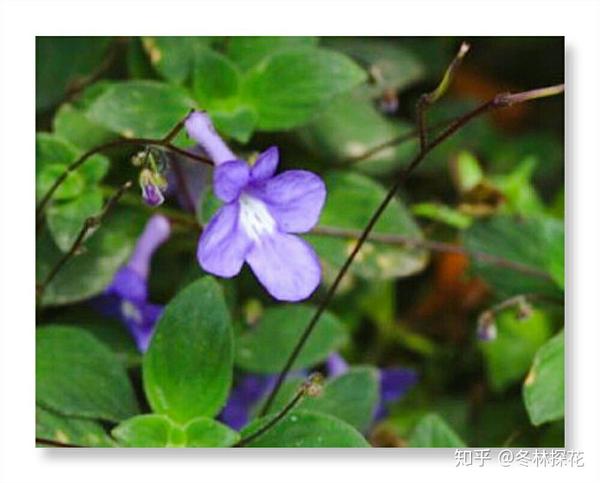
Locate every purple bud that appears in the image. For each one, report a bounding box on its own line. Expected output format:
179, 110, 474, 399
140, 169, 166, 207
477, 312, 497, 341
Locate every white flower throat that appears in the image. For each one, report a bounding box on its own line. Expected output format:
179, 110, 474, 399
239, 193, 276, 242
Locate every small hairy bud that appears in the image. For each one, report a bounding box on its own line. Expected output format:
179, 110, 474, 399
303, 372, 324, 398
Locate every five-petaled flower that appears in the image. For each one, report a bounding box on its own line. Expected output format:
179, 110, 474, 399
92, 214, 170, 352
185, 111, 326, 302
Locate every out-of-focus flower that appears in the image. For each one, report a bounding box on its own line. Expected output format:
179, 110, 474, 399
218, 373, 276, 430
326, 353, 418, 421
185, 111, 326, 302
92, 214, 171, 352
476, 311, 497, 342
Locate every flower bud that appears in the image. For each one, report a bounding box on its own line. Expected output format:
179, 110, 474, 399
303, 372, 324, 398
477, 311, 497, 341
139, 168, 167, 207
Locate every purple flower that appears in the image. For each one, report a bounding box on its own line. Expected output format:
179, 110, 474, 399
218, 374, 276, 430
139, 168, 167, 207
326, 353, 418, 422
185, 111, 326, 302
92, 214, 171, 352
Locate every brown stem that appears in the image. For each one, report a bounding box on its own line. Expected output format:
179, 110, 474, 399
311, 226, 553, 281
235, 388, 305, 447
417, 42, 470, 152
36, 128, 212, 227
259, 82, 565, 416
37, 181, 132, 297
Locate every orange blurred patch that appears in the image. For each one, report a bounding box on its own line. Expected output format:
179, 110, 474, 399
452, 68, 529, 131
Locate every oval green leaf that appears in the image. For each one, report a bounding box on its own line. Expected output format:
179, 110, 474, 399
243, 47, 366, 130
36, 326, 139, 422
306, 171, 429, 281
523, 331, 564, 426
86, 80, 196, 138
143, 277, 234, 423
241, 410, 369, 447
408, 413, 466, 448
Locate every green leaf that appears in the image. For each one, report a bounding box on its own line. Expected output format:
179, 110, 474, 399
46, 187, 103, 252
55, 306, 141, 368
36, 133, 83, 201
262, 367, 380, 432
211, 107, 257, 143
297, 93, 418, 175
36, 37, 112, 111
36, 133, 109, 221
480, 309, 552, 392
192, 48, 241, 105
112, 414, 172, 447
53, 103, 116, 151
227, 36, 318, 71
523, 331, 564, 426
36, 207, 146, 306
241, 410, 369, 447
453, 151, 484, 193
86, 80, 196, 138
112, 414, 239, 448
36, 326, 139, 422
141, 37, 215, 83
36, 405, 115, 447
408, 413, 466, 447
306, 171, 429, 281
463, 215, 564, 296
185, 417, 239, 447
412, 202, 472, 229
235, 305, 348, 373
324, 38, 424, 97
243, 47, 366, 130
189, 48, 256, 142
492, 157, 546, 217
143, 277, 234, 424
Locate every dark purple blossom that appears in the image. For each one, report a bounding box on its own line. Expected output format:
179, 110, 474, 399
92, 214, 171, 352
218, 374, 276, 430
185, 111, 326, 302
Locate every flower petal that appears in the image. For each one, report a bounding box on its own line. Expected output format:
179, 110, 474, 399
214, 160, 250, 203
246, 231, 321, 301
380, 367, 418, 403
250, 146, 279, 182
127, 215, 171, 279
326, 353, 350, 378
184, 111, 236, 165
249, 170, 326, 233
108, 267, 147, 302
197, 202, 252, 277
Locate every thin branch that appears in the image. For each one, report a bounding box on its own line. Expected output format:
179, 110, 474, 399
234, 375, 326, 447
36, 437, 84, 448
36, 124, 212, 227
37, 181, 132, 297
259, 80, 566, 415
235, 391, 304, 447
417, 42, 470, 152
311, 226, 553, 281
341, 118, 448, 165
